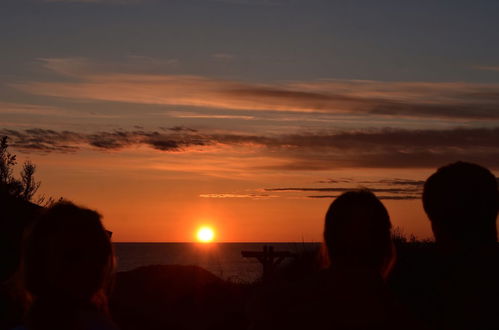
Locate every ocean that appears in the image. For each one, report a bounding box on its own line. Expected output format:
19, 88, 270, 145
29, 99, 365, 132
114, 242, 321, 283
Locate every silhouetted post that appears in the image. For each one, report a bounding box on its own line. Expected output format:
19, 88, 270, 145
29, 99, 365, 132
241, 245, 294, 281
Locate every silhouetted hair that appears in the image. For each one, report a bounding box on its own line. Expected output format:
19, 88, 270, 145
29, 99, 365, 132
21, 201, 115, 329
324, 190, 393, 274
423, 161, 498, 244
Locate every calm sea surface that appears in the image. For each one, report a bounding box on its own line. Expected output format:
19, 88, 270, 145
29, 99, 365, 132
114, 243, 320, 283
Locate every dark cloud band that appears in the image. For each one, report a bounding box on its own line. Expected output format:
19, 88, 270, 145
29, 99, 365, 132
2, 126, 499, 169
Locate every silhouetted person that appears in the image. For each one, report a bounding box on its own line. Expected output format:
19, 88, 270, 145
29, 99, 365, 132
17, 202, 118, 330
420, 162, 499, 330
0, 192, 42, 330
248, 190, 404, 330
323, 190, 395, 281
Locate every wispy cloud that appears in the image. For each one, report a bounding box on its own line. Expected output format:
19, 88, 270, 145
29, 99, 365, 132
306, 195, 419, 200
265, 187, 420, 193
43, 0, 144, 4
212, 53, 235, 61
265, 177, 424, 200
13, 57, 499, 121
0, 102, 66, 116
161, 126, 198, 133
214, 0, 285, 5
43, 0, 282, 5
316, 178, 425, 186
0, 102, 122, 120
168, 112, 256, 120
2, 126, 499, 169
474, 65, 499, 72
359, 178, 425, 186
316, 178, 353, 184
37, 56, 178, 77
199, 193, 277, 199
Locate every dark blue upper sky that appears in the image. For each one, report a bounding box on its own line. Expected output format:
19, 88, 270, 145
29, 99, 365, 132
2, 0, 499, 82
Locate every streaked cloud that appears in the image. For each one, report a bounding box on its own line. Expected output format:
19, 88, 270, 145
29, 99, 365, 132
265, 177, 424, 200
265, 187, 420, 193
0, 102, 123, 121
43, 0, 144, 4
316, 178, 353, 184
306, 195, 419, 200
13, 57, 499, 121
214, 0, 284, 5
168, 112, 256, 120
44, 0, 286, 5
37, 56, 179, 77
316, 178, 425, 186
162, 126, 198, 133
373, 179, 425, 186
212, 53, 235, 61
201, 177, 424, 201
0, 102, 66, 116
474, 66, 499, 72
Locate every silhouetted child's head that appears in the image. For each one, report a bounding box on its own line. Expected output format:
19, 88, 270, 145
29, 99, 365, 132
22, 201, 114, 307
324, 190, 393, 276
423, 161, 498, 246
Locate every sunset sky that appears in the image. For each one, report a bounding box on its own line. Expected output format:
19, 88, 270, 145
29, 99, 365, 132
1, 0, 499, 242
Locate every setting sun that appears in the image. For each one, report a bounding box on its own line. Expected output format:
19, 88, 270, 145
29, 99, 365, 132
196, 226, 215, 243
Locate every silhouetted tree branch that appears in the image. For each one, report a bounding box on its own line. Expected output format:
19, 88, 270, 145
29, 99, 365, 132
20, 160, 41, 202
0, 136, 42, 203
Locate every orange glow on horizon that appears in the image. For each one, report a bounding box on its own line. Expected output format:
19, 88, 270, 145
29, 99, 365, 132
29, 153, 437, 242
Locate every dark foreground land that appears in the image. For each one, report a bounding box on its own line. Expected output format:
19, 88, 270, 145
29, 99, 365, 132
108, 239, 499, 330
0, 238, 432, 330
110, 264, 249, 330
3, 239, 499, 330
107, 240, 435, 330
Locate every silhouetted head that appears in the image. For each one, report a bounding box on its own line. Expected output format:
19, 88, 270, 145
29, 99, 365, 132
324, 190, 394, 277
423, 162, 498, 247
21, 201, 114, 309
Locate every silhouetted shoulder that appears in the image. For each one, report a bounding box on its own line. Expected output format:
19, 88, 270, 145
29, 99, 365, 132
249, 268, 404, 330
420, 162, 499, 330
77, 308, 120, 330
433, 246, 499, 330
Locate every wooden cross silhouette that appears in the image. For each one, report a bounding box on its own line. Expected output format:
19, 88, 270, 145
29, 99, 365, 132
241, 245, 294, 281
